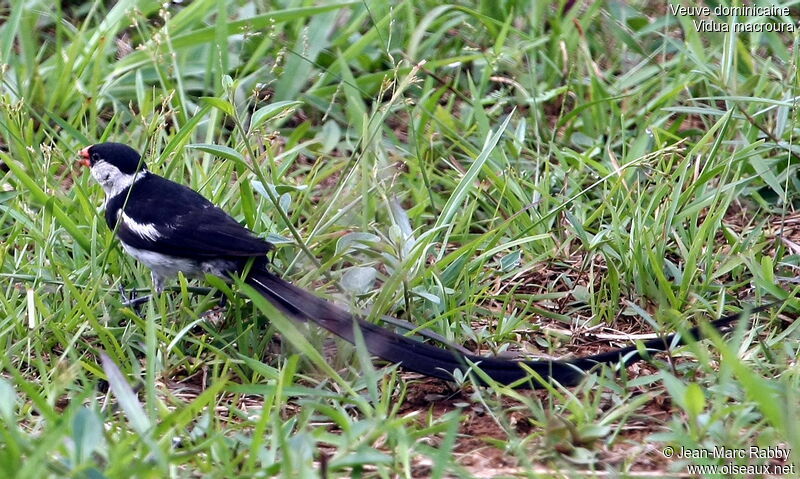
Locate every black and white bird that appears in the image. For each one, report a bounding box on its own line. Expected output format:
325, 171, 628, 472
79, 142, 272, 293
79, 142, 775, 389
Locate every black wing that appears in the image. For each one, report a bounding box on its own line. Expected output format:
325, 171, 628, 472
106, 173, 273, 259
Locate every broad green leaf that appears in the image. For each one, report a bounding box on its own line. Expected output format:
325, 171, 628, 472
435, 111, 514, 229
0, 378, 16, 422
341, 267, 377, 294
336, 232, 381, 254
250, 101, 303, 131
684, 383, 706, 418
73, 408, 105, 464
100, 353, 150, 435
199, 97, 235, 116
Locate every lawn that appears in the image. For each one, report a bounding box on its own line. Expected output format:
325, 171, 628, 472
1, 0, 799, 477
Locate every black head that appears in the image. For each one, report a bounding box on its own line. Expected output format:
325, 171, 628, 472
79, 143, 146, 174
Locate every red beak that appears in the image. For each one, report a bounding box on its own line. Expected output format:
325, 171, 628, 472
78, 146, 92, 167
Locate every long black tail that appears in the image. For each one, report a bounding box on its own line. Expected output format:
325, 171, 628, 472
245, 268, 777, 389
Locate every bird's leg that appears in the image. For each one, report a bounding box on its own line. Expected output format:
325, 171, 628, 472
120, 271, 165, 308
119, 284, 151, 308
118, 284, 132, 303
152, 271, 165, 295
216, 292, 227, 309
119, 271, 226, 311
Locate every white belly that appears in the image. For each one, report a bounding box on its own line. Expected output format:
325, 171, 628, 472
121, 243, 203, 279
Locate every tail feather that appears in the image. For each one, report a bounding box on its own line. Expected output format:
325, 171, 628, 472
245, 268, 776, 389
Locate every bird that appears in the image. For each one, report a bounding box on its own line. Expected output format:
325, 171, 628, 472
78, 142, 778, 389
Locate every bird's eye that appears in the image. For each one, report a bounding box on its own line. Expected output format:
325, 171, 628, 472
91, 153, 100, 162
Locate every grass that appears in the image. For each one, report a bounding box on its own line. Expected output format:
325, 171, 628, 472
1, 0, 799, 476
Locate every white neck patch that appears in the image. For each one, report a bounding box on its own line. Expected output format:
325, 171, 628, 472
91, 160, 147, 201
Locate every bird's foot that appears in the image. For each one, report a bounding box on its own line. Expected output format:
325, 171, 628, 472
119, 285, 152, 309
117, 284, 227, 318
